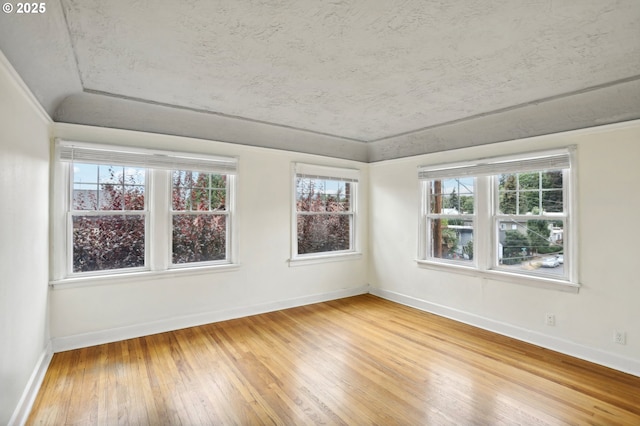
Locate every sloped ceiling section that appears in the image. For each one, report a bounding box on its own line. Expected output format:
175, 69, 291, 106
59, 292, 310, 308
1, 0, 640, 161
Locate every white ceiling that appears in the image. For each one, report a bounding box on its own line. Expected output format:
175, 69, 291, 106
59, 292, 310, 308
1, 0, 639, 161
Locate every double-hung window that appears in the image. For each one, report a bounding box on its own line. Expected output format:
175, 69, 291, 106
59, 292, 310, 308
292, 163, 360, 260
54, 140, 237, 280
419, 147, 577, 287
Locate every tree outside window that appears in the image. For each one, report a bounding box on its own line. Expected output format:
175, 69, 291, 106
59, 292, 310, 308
171, 171, 229, 265
296, 177, 352, 255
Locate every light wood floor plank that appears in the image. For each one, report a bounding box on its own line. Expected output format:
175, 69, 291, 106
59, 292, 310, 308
27, 295, 640, 425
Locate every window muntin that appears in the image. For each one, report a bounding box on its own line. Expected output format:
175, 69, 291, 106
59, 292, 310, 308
295, 177, 354, 255
70, 163, 147, 273
418, 148, 576, 286
171, 171, 230, 265
425, 178, 475, 264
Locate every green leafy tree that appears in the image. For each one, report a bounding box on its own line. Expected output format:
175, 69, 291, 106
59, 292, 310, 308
517, 172, 540, 214
500, 171, 563, 215
463, 239, 473, 260
441, 226, 459, 257
447, 188, 459, 210
541, 171, 563, 212
499, 174, 517, 214
502, 230, 530, 265
460, 196, 474, 214
526, 219, 550, 255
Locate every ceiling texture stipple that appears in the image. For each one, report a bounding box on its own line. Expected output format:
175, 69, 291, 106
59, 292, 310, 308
1, 0, 639, 161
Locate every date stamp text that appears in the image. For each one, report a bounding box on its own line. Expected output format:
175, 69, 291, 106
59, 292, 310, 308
3, 3, 47, 14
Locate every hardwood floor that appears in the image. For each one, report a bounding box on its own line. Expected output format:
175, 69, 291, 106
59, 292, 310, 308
28, 294, 640, 425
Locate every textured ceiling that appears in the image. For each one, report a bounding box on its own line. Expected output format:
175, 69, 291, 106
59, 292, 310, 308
1, 0, 639, 161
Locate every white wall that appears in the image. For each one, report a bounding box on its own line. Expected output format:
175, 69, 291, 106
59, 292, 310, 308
0, 55, 51, 424
368, 121, 640, 375
49, 123, 369, 350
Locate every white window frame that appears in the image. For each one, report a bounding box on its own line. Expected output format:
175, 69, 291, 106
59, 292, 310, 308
417, 147, 579, 291
51, 139, 238, 283
290, 163, 361, 265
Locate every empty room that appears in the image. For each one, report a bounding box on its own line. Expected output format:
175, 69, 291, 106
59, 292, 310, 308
1, 1, 639, 424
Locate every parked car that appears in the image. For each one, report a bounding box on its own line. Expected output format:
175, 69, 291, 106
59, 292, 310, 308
542, 257, 560, 268
556, 254, 564, 264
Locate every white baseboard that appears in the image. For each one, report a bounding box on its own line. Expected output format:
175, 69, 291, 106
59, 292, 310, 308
370, 287, 640, 378
52, 284, 369, 352
8, 342, 53, 426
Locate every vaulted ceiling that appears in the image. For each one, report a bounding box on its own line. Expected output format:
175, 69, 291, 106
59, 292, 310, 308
1, 0, 639, 161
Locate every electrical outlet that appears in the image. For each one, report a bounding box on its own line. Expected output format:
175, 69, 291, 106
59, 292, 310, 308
545, 313, 556, 326
613, 330, 626, 345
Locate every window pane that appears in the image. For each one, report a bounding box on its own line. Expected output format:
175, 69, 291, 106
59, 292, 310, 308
172, 214, 227, 264
172, 185, 190, 210
72, 215, 145, 273
498, 174, 518, 214
123, 185, 145, 210
296, 178, 351, 213
98, 184, 118, 210
73, 163, 98, 184
497, 219, 564, 277
99, 165, 123, 184
297, 214, 350, 254
518, 172, 539, 190
518, 191, 540, 215
73, 163, 99, 210
542, 171, 563, 189
542, 190, 563, 212
430, 178, 474, 214
124, 167, 145, 185
209, 188, 226, 210
73, 184, 98, 210
191, 176, 211, 211
429, 218, 474, 262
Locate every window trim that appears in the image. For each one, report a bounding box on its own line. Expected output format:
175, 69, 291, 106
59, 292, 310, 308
290, 162, 361, 264
52, 139, 238, 283
417, 147, 579, 290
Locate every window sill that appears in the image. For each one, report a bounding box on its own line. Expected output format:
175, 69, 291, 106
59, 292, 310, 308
415, 259, 580, 293
49, 263, 240, 290
289, 251, 363, 267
